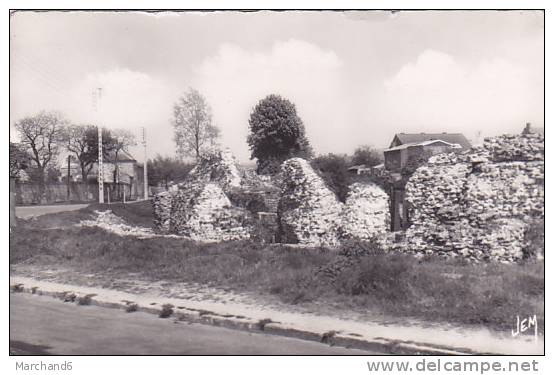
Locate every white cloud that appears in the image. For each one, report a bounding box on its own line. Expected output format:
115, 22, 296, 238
74, 69, 173, 127
380, 49, 543, 140
10, 68, 178, 161
73, 69, 179, 160
194, 39, 348, 161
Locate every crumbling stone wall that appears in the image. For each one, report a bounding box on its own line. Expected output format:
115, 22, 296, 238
278, 158, 343, 246
154, 152, 390, 246
340, 182, 390, 241
278, 158, 389, 246
153, 149, 252, 241
187, 149, 242, 190
169, 182, 251, 241
404, 133, 544, 261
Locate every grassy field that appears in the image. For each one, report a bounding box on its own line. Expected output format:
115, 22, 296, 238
10, 203, 544, 333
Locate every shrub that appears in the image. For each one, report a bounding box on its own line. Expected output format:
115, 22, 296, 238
523, 219, 544, 259
11, 283, 24, 293
351, 145, 383, 167
334, 254, 413, 299
125, 302, 139, 313
77, 293, 96, 305
311, 153, 352, 202
159, 304, 174, 318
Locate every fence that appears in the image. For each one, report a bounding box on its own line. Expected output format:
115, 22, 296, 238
15, 181, 155, 205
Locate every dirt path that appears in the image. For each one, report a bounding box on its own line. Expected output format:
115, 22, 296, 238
15, 204, 89, 219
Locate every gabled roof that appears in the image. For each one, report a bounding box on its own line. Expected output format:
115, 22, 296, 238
347, 164, 368, 170
384, 139, 463, 152
104, 149, 136, 162
391, 133, 471, 149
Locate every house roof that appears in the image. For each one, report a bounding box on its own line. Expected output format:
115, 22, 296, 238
104, 149, 136, 162
347, 164, 368, 170
391, 133, 472, 149
384, 139, 463, 152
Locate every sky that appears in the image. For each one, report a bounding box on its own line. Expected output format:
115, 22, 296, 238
9, 10, 544, 163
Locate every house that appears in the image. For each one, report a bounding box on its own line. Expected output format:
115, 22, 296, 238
384, 133, 471, 173
389, 132, 472, 149
384, 132, 471, 232
89, 149, 145, 201
347, 164, 371, 175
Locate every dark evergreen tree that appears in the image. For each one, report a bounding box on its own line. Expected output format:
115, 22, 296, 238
247, 94, 313, 174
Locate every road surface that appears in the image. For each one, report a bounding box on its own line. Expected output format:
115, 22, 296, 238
15, 204, 89, 219
10, 293, 380, 355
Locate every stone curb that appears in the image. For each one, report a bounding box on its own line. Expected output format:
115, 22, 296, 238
10, 281, 480, 355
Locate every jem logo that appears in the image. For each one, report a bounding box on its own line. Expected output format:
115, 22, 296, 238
512, 315, 538, 340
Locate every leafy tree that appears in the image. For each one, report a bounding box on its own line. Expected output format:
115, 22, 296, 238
147, 154, 194, 189
247, 94, 313, 174
14, 111, 66, 198
351, 145, 383, 167
173, 88, 220, 161
9, 142, 30, 179
311, 153, 352, 202
62, 124, 117, 182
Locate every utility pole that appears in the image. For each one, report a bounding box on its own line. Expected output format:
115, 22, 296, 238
94, 87, 104, 203
67, 155, 71, 200
142, 127, 148, 200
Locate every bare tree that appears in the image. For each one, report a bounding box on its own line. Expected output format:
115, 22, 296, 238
111, 129, 137, 161
15, 111, 66, 200
173, 88, 220, 161
62, 124, 117, 182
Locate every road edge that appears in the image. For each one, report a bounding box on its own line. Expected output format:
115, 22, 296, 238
10, 281, 482, 355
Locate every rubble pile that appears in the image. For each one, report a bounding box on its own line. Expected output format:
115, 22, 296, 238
278, 158, 343, 246
404, 133, 544, 261
80, 210, 157, 238
340, 183, 390, 241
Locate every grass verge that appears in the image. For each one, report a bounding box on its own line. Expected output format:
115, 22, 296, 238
10, 222, 544, 333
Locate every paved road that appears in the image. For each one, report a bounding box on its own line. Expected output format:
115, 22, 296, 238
15, 204, 89, 219
10, 293, 380, 355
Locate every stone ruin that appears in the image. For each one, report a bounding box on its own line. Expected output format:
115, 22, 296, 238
404, 133, 544, 262
278, 158, 389, 246
278, 158, 343, 246
152, 133, 543, 261
152, 151, 390, 245
153, 149, 253, 241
